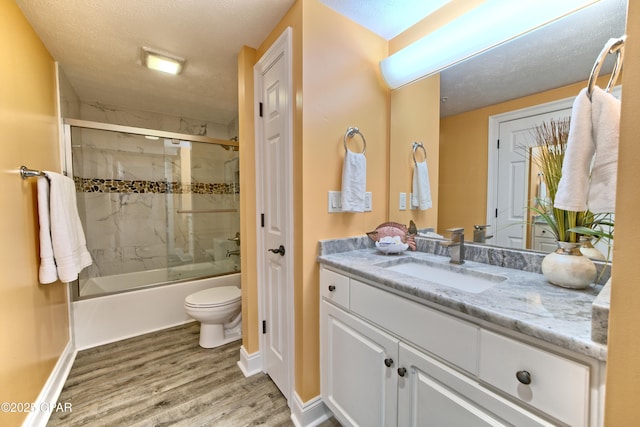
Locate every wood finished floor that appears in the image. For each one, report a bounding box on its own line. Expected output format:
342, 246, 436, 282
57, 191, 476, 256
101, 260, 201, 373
48, 322, 341, 427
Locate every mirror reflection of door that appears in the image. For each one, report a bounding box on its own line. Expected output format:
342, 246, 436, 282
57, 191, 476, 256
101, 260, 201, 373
494, 109, 571, 249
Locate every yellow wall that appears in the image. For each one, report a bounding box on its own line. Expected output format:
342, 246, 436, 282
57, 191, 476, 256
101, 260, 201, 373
604, 1, 640, 424
388, 75, 440, 228
0, 3, 69, 426
237, 46, 258, 353
299, 0, 389, 400
243, 0, 389, 402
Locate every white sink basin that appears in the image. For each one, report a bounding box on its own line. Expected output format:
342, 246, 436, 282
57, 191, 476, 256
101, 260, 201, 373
383, 261, 505, 294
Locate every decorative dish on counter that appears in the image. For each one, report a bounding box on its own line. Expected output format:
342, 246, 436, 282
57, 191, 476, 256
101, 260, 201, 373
366, 220, 417, 251
375, 236, 409, 254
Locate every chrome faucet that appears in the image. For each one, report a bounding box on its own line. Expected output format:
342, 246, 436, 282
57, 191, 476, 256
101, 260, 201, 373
227, 232, 240, 257
440, 228, 465, 265
473, 224, 493, 243
228, 232, 240, 246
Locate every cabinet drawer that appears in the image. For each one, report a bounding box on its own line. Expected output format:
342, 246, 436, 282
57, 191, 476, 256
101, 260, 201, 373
479, 330, 589, 427
320, 267, 350, 308
533, 223, 553, 238
350, 280, 479, 374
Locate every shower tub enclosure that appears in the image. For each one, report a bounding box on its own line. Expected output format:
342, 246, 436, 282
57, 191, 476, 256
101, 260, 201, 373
64, 119, 240, 347
65, 119, 240, 299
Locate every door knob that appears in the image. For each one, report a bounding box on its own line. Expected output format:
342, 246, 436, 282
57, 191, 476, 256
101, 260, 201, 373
384, 358, 394, 367
397, 367, 407, 377
268, 245, 286, 256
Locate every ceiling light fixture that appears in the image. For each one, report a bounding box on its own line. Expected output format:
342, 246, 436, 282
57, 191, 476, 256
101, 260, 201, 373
380, 0, 599, 89
141, 47, 185, 75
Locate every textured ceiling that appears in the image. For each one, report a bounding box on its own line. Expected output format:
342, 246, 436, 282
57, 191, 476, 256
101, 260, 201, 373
15, 0, 628, 124
15, 0, 297, 126
439, 0, 627, 116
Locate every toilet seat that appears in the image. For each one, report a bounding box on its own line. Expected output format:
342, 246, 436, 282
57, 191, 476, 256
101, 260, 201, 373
185, 286, 241, 308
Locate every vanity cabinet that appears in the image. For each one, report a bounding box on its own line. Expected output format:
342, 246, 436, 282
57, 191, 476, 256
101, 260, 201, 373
531, 222, 557, 252
320, 266, 601, 427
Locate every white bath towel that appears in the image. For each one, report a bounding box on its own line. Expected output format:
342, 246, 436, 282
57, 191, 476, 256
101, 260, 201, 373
37, 177, 57, 284
341, 151, 366, 212
587, 86, 620, 213
38, 172, 92, 283
412, 160, 432, 210
554, 87, 594, 212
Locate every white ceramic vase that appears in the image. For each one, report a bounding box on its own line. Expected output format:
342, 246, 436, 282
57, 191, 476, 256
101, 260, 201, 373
541, 241, 597, 289
579, 236, 606, 261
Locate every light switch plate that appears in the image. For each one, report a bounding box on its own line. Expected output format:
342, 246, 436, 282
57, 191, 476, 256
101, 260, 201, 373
328, 191, 342, 213
399, 192, 407, 210
364, 192, 372, 211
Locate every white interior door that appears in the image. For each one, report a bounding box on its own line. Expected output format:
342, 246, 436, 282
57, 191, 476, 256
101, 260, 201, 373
255, 28, 293, 402
492, 108, 571, 248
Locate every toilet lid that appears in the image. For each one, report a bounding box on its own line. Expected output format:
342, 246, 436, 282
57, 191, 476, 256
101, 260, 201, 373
185, 286, 241, 307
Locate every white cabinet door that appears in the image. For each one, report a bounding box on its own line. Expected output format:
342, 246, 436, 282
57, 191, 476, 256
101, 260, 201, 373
398, 343, 555, 427
398, 342, 507, 427
321, 301, 399, 427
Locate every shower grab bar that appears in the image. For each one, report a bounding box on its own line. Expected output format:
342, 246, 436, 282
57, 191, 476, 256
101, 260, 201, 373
587, 35, 626, 99
19, 166, 46, 179
412, 142, 427, 165
176, 209, 238, 214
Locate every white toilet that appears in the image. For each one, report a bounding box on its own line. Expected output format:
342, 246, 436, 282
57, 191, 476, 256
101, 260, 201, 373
184, 286, 242, 348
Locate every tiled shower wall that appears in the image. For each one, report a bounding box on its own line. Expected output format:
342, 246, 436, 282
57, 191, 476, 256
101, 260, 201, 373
72, 126, 240, 279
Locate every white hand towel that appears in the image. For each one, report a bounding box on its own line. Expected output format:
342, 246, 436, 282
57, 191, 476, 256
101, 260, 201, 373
43, 172, 92, 283
587, 86, 620, 213
554, 87, 594, 212
341, 151, 366, 212
37, 177, 58, 284
412, 160, 432, 210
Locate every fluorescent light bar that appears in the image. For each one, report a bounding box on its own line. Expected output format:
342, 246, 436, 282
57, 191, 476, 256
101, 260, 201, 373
142, 47, 185, 75
380, 0, 599, 89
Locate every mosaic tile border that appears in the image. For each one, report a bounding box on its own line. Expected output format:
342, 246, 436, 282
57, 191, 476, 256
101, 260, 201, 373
74, 177, 239, 195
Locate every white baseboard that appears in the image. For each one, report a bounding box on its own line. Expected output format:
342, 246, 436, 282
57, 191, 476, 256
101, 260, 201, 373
237, 345, 262, 377
290, 392, 332, 427
22, 341, 76, 427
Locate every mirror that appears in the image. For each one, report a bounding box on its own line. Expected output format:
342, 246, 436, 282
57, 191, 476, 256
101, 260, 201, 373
391, 0, 626, 254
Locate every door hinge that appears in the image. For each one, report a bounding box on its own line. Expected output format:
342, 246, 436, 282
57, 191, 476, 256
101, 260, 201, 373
259, 102, 263, 117
497, 139, 500, 149
261, 213, 265, 228
262, 320, 267, 334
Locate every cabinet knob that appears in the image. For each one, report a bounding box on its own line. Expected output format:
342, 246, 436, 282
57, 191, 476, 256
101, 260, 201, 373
516, 370, 532, 385
328, 285, 336, 292
397, 367, 407, 377
384, 358, 394, 367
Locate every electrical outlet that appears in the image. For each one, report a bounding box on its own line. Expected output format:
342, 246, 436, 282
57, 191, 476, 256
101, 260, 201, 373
399, 192, 407, 210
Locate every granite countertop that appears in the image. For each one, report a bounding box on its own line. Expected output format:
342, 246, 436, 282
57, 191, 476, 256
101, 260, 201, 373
318, 236, 608, 362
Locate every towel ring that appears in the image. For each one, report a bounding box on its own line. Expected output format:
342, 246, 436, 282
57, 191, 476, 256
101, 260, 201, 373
587, 36, 626, 99
343, 127, 366, 154
412, 142, 427, 165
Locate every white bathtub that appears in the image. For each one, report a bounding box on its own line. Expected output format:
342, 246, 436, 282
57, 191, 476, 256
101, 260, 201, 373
79, 260, 239, 297
72, 271, 241, 350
